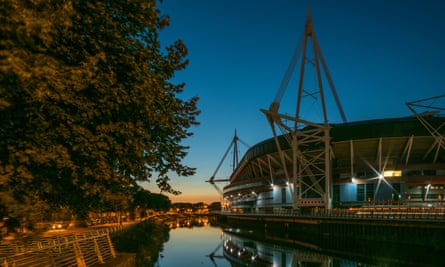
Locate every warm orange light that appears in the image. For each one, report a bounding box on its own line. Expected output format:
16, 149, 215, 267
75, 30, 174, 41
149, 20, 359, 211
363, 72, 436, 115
383, 170, 402, 177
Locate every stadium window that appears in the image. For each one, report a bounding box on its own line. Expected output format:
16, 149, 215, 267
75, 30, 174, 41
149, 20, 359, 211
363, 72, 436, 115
383, 170, 402, 177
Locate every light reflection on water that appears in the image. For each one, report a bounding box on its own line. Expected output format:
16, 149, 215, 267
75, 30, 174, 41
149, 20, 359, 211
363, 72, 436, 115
154, 217, 440, 267
156, 223, 363, 267
155, 224, 230, 267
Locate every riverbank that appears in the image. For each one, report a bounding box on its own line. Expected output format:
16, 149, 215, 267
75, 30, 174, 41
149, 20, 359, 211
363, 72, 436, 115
0, 213, 211, 266
110, 217, 168, 266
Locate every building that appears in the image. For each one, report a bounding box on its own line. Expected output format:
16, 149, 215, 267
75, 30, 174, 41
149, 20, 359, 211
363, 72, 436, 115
223, 116, 445, 213
221, 9, 445, 214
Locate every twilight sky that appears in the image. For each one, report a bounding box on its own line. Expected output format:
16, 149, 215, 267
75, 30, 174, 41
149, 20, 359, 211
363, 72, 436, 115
142, 0, 445, 203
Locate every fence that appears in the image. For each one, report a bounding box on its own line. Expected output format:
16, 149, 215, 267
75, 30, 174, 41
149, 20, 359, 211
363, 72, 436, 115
223, 205, 445, 221
0, 226, 122, 267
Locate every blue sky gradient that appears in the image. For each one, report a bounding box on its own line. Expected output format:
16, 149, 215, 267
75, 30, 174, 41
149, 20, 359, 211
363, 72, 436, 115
143, 0, 445, 203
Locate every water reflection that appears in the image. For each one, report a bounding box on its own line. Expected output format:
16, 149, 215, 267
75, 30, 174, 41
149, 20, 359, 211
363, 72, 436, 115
155, 216, 230, 267
165, 215, 209, 229
221, 228, 444, 267
223, 229, 347, 267
155, 216, 442, 267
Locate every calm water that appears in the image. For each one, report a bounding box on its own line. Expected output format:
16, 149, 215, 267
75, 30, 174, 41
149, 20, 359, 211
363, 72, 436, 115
154, 217, 441, 267
155, 224, 230, 267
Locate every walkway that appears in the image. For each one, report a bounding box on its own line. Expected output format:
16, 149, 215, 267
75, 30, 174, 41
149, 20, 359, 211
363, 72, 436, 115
1, 222, 135, 267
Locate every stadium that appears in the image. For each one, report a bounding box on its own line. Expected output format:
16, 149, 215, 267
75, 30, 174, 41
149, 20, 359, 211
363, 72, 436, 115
220, 10, 445, 214
222, 115, 445, 213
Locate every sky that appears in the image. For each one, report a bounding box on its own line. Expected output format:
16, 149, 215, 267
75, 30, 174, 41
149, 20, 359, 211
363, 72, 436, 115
142, 0, 445, 203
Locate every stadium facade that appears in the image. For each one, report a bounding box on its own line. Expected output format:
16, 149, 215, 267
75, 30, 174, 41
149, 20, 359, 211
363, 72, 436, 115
221, 9, 445, 213
222, 116, 445, 213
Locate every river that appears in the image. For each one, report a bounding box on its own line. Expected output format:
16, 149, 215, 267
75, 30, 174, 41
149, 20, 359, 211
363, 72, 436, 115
153, 216, 441, 267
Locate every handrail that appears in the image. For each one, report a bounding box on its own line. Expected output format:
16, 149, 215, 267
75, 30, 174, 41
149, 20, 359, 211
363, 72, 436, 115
221, 206, 445, 222
1, 226, 122, 267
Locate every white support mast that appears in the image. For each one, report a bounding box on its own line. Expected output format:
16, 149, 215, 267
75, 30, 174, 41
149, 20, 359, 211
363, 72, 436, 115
261, 7, 346, 210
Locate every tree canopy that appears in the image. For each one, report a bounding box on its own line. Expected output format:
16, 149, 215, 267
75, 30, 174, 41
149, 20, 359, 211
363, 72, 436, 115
133, 189, 171, 212
0, 0, 199, 222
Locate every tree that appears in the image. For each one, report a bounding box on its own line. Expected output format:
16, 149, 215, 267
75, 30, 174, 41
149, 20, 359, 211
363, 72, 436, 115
131, 188, 171, 218
0, 0, 199, 223
148, 192, 171, 211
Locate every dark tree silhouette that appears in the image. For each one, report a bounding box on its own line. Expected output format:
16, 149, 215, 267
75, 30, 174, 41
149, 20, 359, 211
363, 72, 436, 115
0, 0, 199, 223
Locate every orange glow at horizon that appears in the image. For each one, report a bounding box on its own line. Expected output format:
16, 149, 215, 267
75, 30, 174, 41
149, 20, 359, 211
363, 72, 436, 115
169, 192, 221, 204
141, 180, 222, 204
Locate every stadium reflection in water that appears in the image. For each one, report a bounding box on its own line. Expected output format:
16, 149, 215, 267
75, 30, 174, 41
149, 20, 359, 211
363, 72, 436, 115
155, 216, 441, 267
221, 228, 443, 267
222, 229, 356, 267
222, 230, 328, 267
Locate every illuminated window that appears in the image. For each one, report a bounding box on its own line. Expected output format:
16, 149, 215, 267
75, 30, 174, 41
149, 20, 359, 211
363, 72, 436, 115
383, 170, 402, 177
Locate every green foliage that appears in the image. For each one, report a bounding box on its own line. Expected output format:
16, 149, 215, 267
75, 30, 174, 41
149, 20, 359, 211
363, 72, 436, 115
133, 188, 171, 211
112, 219, 169, 266
0, 0, 199, 224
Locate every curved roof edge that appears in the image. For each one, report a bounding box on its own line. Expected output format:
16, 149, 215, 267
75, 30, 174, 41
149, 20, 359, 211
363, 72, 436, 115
238, 115, 445, 168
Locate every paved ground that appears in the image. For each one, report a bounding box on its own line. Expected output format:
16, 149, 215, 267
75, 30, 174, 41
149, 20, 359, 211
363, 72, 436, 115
1, 222, 138, 266
38, 221, 136, 237
97, 253, 136, 267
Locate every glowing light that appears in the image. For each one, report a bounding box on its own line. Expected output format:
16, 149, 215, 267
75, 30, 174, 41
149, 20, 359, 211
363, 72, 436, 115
383, 170, 402, 177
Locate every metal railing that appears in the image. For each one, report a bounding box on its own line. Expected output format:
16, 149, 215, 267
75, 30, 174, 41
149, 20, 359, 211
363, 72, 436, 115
222, 206, 445, 221
1, 226, 122, 267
